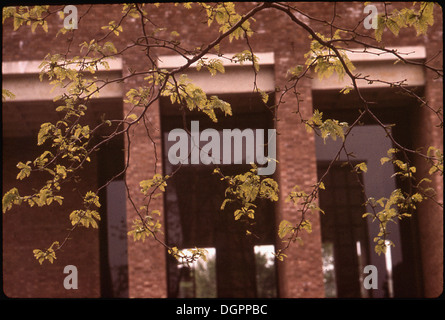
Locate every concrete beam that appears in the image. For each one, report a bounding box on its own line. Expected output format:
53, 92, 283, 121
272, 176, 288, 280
2, 58, 123, 101
311, 46, 426, 90
157, 52, 275, 94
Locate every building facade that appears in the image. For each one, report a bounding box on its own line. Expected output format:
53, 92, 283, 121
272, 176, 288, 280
2, 2, 443, 298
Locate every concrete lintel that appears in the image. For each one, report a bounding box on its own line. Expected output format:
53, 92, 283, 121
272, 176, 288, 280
344, 46, 426, 62
157, 52, 275, 69
156, 52, 275, 94
311, 61, 425, 90
3, 71, 123, 101
2, 58, 123, 101
311, 46, 426, 90
2, 58, 123, 75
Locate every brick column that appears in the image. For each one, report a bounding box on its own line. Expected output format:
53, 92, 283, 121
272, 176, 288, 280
416, 7, 443, 297
123, 62, 167, 298
274, 52, 325, 298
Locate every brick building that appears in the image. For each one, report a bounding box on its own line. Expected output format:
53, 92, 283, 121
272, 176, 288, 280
2, 2, 443, 299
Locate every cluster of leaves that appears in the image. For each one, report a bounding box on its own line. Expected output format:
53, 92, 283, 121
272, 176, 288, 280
2, 5, 50, 32
2, 151, 67, 214
286, 64, 305, 81
2, 188, 23, 213
2, 88, 16, 101
232, 50, 260, 71
101, 20, 123, 36
30, 191, 101, 264
168, 247, 209, 267
128, 209, 162, 242
304, 30, 356, 81
217, 165, 279, 226
121, 3, 143, 19
161, 74, 232, 123
305, 109, 349, 143
363, 188, 423, 255
202, 2, 254, 42
124, 86, 154, 108
374, 2, 435, 42
381, 148, 417, 179
40, 52, 115, 101
426, 146, 444, 176
274, 183, 326, 261
140, 173, 169, 196
69, 191, 101, 228
362, 147, 440, 255
127, 174, 168, 244
33, 241, 59, 265
196, 57, 226, 76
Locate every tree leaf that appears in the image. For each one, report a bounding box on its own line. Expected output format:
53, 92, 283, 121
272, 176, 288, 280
278, 220, 294, 239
